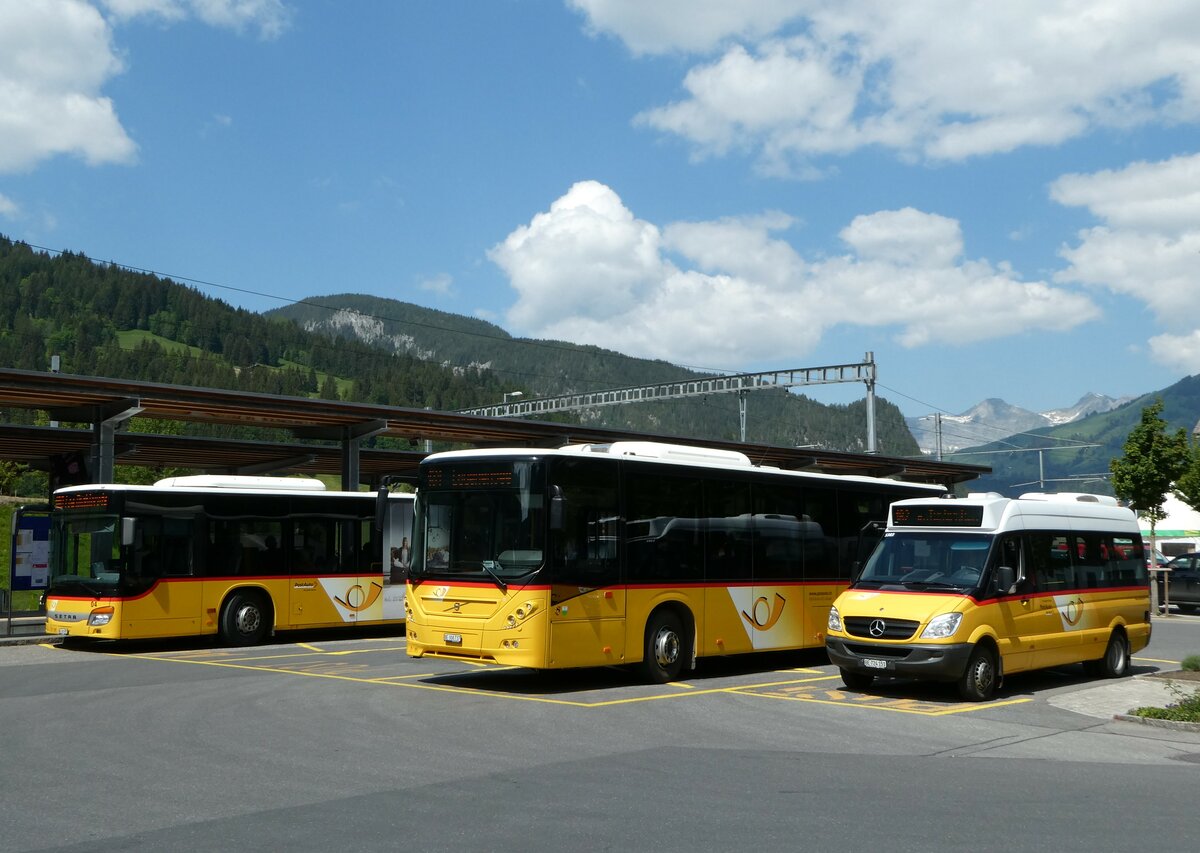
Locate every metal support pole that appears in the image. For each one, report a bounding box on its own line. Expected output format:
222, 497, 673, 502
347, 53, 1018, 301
341, 434, 361, 492
89, 399, 143, 483
864, 351, 877, 454
738, 390, 748, 443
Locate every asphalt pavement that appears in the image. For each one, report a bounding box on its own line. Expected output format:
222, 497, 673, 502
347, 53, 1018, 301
4, 617, 1197, 726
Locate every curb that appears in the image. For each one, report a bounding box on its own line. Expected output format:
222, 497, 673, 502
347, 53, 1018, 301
1112, 713, 1200, 732
0, 634, 63, 647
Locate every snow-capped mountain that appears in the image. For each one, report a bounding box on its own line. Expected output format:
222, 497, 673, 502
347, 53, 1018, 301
906, 393, 1132, 455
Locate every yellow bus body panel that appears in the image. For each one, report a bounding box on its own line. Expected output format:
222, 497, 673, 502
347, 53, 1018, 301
45, 574, 405, 641
406, 580, 843, 670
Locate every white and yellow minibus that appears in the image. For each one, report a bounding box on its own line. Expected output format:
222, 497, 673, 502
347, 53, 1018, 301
826, 492, 1151, 701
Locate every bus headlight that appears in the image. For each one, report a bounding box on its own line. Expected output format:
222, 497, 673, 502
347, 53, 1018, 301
88, 606, 115, 627
504, 601, 538, 630
827, 606, 842, 633
920, 612, 962, 639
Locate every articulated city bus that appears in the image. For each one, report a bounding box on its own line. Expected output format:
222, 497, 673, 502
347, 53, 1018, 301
404, 441, 942, 681
826, 492, 1151, 700
45, 476, 413, 644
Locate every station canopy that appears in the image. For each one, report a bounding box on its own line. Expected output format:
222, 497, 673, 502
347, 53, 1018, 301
0, 368, 988, 488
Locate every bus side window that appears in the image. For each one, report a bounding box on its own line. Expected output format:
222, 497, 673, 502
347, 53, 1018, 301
1073, 534, 1104, 589
625, 471, 703, 583
1028, 532, 1073, 592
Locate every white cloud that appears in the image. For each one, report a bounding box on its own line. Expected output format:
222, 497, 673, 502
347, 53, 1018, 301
1053, 152, 1200, 357
577, 1, 1200, 169
489, 181, 669, 330
102, 0, 291, 39
0, 193, 19, 218
0, 0, 291, 175
0, 0, 136, 172
567, 0, 806, 55
418, 273, 454, 296
493, 181, 1098, 366
1149, 331, 1200, 374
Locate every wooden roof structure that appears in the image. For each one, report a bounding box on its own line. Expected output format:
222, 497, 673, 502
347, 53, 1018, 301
0, 368, 988, 488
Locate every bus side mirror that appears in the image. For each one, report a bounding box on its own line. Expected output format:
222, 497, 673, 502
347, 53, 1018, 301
549, 486, 565, 531
995, 565, 1017, 595
121, 517, 137, 547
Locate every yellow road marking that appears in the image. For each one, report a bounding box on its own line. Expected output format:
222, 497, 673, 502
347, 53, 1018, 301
117, 643, 1027, 714
740, 681, 1030, 715
1134, 656, 1180, 665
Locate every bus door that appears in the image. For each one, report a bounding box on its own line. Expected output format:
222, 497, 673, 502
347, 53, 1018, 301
548, 460, 624, 666
991, 534, 1034, 673
129, 514, 203, 637
376, 497, 414, 624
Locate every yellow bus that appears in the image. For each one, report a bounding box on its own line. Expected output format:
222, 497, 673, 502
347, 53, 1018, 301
825, 492, 1151, 700
45, 475, 413, 644
404, 441, 942, 681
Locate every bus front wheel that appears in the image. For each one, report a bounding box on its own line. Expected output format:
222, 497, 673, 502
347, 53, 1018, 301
220, 591, 270, 646
641, 610, 685, 683
958, 644, 998, 702
839, 668, 874, 691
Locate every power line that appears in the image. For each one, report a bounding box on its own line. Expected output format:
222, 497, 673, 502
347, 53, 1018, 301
21, 241, 739, 377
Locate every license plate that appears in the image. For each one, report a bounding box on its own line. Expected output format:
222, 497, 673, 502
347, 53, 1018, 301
862, 658, 888, 670
57, 628, 69, 636
444, 633, 462, 645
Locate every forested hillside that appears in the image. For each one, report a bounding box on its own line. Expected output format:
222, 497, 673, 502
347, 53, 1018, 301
268, 294, 919, 454
0, 235, 919, 494
0, 237, 507, 415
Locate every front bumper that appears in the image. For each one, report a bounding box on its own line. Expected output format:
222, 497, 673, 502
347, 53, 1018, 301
826, 636, 973, 681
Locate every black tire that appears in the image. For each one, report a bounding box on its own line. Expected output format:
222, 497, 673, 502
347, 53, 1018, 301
839, 668, 874, 691
1084, 631, 1130, 679
641, 610, 686, 683
957, 644, 998, 702
219, 591, 270, 646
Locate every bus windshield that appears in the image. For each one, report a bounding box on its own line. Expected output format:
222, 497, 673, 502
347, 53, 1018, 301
51, 514, 126, 596
413, 460, 546, 585
856, 532, 994, 593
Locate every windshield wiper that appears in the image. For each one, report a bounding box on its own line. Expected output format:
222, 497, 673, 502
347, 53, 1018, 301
903, 580, 967, 592
62, 578, 107, 597
480, 560, 508, 592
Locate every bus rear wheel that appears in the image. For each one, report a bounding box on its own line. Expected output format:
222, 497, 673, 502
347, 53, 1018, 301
220, 591, 270, 646
641, 610, 685, 683
958, 644, 997, 702
1084, 631, 1130, 679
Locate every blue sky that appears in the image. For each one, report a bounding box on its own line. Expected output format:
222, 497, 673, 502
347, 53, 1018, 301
4, 1, 1200, 425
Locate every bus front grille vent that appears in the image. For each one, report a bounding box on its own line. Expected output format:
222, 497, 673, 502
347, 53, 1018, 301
843, 617, 919, 640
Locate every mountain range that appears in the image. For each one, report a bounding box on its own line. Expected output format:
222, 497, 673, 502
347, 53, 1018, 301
906, 393, 1134, 456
